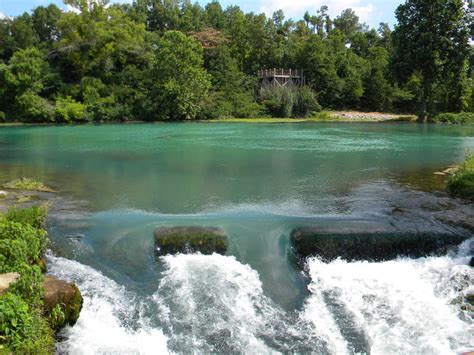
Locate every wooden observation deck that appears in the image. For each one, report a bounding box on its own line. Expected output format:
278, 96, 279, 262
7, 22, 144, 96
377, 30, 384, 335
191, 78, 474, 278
258, 69, 305, 87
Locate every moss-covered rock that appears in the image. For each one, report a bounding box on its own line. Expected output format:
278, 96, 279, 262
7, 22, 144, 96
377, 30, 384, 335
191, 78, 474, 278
290, 227, 469, 262
154, 226, 228, 256
3, 178, 56, 193
42, 276, 83, 331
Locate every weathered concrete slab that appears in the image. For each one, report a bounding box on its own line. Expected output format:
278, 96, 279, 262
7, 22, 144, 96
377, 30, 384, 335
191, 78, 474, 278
154, 226, 228, 256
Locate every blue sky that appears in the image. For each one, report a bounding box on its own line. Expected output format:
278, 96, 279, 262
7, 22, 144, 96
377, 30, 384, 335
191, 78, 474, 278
0, 0, 404, 28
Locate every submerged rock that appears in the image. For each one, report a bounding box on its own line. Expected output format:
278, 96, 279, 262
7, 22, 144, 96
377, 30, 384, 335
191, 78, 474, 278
154, 226, 228, 256
3, 177, 56, 193
65, 233, 85, 241
43, 276, 83, 330
290, 226, 469, 262
0, 272, 19, 294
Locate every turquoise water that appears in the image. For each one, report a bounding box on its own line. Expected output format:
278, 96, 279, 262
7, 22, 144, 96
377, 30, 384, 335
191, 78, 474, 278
0, 123, 473, 353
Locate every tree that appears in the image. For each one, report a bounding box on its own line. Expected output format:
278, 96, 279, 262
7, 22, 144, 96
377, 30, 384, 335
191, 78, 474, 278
392, 0, 472, 120
149, 31, 211, 120
0, 47, 54, 121
31, 5, 61, 46
205, 1, 226, 30
334, 9, 363, 39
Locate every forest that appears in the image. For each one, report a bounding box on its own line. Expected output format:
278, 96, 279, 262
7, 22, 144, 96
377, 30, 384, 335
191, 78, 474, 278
0, 0, 473, 122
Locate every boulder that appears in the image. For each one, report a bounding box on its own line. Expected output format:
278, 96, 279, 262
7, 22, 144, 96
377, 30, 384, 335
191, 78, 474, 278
469, 257, 474, 267
290, 226, 469, 262
43, 276, 83, 330
0, 272, 19, 294
154, 226, 228, 256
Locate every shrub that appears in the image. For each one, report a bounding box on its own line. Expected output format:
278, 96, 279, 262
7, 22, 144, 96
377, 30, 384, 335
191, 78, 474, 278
260, 86, 321, 118
48, 304, 66, 331
447, 154, 474, 199
0, 206, 55, 353
5, 205, 48, 229
200, 91, 262, 119
55, 96, 87, 122
0, 112, 5, 122
9, 264, 43, 308
293, 87, 321, 117
434, 112, 474, 124
0, 215, 48, 272
15, 92, 55, 122
0, 293, 54, 353
260, 86, 296, 118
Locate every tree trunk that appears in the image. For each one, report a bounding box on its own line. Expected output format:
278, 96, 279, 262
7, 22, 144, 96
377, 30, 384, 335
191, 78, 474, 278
418, 80, 431, 123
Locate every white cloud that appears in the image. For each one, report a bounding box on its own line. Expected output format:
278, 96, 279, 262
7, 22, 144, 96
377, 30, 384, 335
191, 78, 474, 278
259, 0, 375, 24
64, 0, 132, 12
0, 12, 5, 19
65, 4, 81, 14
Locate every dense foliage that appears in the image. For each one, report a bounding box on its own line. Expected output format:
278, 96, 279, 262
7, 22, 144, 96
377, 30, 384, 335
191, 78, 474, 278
434, 112, 474, 125
0, 0, 473, 121
0, 206, 56, 354
448, 153, 474, 198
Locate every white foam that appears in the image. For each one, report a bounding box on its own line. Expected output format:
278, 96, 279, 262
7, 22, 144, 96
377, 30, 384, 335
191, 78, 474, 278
304, 253, 474, 354
154, 253, 284, 353
47, 255, 170, 355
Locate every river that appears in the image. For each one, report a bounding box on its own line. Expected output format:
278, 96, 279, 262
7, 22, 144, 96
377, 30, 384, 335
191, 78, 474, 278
0, 122, 473, 354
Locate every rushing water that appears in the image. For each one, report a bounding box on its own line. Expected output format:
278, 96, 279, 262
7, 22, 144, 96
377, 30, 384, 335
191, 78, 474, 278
0, 122, 473, 354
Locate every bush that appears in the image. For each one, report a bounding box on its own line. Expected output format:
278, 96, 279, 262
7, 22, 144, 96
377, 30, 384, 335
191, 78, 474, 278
293, 86, 321, 117
15, 92, 55, 122
0, 206, 55, 353
260, 87, 296, 118
5, 205, 48, 229
0, 208, 48, 272
0, 112, 5, 123
0, 293, 54, 353
200, 91, 262, 119
260, 86, 321, 118
9, 264, 43, 308
447, 154, 474, 199
55, 96, 87, 122
433, 112, 474, 124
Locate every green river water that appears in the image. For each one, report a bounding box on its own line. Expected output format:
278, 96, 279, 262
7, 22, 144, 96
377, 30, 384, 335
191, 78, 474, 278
0, 122, 473, 354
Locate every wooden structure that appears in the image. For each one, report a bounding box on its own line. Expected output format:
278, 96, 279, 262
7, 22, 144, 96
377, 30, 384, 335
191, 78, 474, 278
258, 69, 305, 88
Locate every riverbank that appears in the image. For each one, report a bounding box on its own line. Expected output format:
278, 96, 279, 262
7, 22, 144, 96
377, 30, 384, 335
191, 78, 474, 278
205, 111, 417, 123
0, 181, 83, 354
0, 112, 418, 125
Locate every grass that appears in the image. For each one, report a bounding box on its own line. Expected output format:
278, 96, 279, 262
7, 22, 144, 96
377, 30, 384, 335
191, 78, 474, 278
447, 154, 474, 199
3, 178, 56, 193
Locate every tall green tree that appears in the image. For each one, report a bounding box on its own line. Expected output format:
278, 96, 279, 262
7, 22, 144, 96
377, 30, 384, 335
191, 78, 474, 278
392, 0, 472, 120
149, 31, 211, 119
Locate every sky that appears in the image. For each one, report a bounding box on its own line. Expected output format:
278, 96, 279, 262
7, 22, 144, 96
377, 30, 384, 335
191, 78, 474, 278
0, 0, 404, 28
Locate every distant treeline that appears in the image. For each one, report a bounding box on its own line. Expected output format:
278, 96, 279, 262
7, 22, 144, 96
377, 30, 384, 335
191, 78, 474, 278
0, 0, 472, 122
